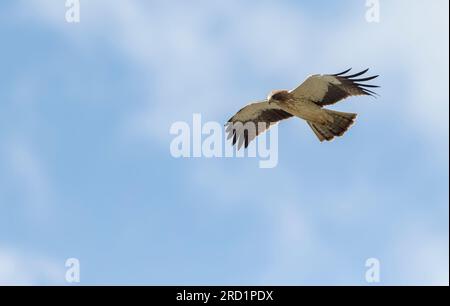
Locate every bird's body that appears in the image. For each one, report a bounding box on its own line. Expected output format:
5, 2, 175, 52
226, 69, 379, 148
269, 91, 333, 124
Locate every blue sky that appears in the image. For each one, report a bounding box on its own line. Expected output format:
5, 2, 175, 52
0, 0, 448, 285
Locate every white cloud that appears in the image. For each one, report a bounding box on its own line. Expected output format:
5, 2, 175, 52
9, 0, 449, 286
18, 0, 447, 167
0, 246, 63, 285
17, 0, 449, 147
259, 202, 326, 284
1, 141, 54, 220
19, 1, 309, 142
325, 0, 449, 145
391, 223, 449, 285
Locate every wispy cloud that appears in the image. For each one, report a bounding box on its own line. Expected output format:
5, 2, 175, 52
0, 246, 63, 285
1, 0, 447, 286
327, 0, 449, 146
29, 0, 449, 157
1, 141, 53, 220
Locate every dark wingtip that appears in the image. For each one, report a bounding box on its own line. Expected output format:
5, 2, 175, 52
343, 69, 380, 97
332, 68, 352, 76
232, 132, 237, 145
345, 68, 370, 78
352, 75, 379, 82
355, 83, 380, 88
362, 88, 380, 98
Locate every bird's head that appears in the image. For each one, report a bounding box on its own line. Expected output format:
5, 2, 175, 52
268, 90, 290, 105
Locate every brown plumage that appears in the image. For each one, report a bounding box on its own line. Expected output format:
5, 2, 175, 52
226, 68, 379, 148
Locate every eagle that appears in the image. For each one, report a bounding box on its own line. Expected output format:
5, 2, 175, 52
226, 68, 379, 149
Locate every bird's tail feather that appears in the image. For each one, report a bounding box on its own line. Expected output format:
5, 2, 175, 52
308, 110, 357, 142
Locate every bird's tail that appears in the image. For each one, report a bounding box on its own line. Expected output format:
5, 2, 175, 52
308, 109, 357, 142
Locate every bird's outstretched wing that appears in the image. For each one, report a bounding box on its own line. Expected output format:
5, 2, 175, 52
226, 101, 293, 149
290, 68, 379, 106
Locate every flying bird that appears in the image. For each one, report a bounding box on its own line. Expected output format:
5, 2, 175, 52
226, 68, 379, 149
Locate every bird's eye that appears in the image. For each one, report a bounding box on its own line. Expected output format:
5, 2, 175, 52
272, 93, 281, 100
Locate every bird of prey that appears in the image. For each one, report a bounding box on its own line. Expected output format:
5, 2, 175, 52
226, 68, 379, 149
